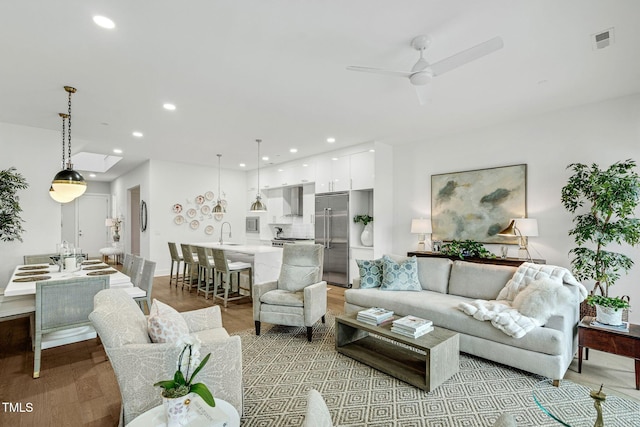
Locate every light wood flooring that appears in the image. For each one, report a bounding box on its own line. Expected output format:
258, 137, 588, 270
0, 274, 637, 427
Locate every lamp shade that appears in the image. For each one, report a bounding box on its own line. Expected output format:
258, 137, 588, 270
514, 218, 538, 237
411, 218, 432, 234
51, 168, 87, 200
105, 218, 115, 227
49, 186, 76, 203
250, 196, 267, 212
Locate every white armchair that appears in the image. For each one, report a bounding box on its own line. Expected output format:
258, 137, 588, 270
89, 289, 243, 425
253, 244, 326, 342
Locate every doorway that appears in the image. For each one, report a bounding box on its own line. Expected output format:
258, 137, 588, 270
129, 186, 140, 256
61, 193, 110, 258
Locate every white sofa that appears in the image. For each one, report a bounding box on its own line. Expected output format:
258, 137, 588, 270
89, 289, 243, 425
344, 257, 581, 382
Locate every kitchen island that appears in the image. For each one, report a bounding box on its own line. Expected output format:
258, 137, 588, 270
190, 243, 283, 283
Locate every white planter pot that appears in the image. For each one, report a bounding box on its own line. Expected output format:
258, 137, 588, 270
360, 223, 373, 247
595, 304, 624, 326
163, 393, 193, 427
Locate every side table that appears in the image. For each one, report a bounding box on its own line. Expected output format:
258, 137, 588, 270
578, 316, 640, 390
127, 396, 240, 427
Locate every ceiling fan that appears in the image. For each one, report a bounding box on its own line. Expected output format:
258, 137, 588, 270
347, 35, 504, 105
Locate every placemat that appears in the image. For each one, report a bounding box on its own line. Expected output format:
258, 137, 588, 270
82, 260, 103, 265
87, 270, 117, 276
15, 271, 49, 276
18, 265, 50, 270
83, 265, 110, 271
13, 276, 51, 282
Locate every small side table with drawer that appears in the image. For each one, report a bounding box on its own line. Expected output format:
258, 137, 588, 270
578, 316, 640, 390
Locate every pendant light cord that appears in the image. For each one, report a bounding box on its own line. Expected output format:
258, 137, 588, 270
256, 139, 262, 195
60, 113, 67, 169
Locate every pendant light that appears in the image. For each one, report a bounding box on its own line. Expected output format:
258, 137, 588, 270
49, 113, 75, 203
212, 154, 226, 214
250, 139, 267, 212
51, 86, 87, 201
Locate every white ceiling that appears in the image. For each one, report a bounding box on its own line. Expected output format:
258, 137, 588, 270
1, 1, 639, 181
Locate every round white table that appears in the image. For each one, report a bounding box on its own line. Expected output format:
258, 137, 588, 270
127, 396, 240, 427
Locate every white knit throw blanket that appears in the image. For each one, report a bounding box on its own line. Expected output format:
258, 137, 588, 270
458, 263, 587, 339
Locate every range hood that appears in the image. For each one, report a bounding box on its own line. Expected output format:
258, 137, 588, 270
284, 186, 303, 216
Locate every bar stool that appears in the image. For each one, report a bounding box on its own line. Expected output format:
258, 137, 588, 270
180, 243, 199, 292
195, 246, 216, 299
211, 248, 253, 308
167, 242, 183, 287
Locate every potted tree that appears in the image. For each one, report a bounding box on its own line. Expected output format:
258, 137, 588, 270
0, 167, 29, 242
561, 159, 640, 325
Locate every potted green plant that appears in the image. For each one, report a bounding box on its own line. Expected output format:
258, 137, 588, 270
439, 239, 496, 260
353, 214, 373, 247
561, 159, 640, 325
0, 167, 29, 242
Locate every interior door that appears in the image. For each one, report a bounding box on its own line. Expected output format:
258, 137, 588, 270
77, 194, 110, 258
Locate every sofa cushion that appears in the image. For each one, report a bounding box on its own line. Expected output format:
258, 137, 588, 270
416, 257, 452, 293
89, 289, 151, 348
260, 289, 304, 307
356, 258, 384, 289
381, 255, 421, 291
448, 261, 517, 300
147, 299, 190, 343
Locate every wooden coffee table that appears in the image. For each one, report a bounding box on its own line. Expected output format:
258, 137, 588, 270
578, 316, 640, 390
335, 312, 459, 392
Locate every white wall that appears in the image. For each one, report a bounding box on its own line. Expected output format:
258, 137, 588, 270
0, 123, 62, 286
392, 94, 640, 323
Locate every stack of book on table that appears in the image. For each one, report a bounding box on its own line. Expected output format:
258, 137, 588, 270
590, 319, 630, 333
391, 315, 433, 338
357, 307, 394, 326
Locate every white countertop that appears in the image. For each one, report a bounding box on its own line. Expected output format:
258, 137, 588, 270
190, 242, 283, 255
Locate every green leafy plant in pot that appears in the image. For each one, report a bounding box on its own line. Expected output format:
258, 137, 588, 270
439, 239, 496, 260
561, 159, 640, 325
354, 214, 373, 246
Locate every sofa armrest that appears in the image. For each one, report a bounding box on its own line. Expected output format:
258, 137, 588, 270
253, 280, 278, 320
181, 305, 223, 332
106, 336, 243, 424
303, 281, 327, 327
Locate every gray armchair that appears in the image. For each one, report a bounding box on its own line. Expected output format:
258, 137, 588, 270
253, 244, 326, 341
89, 289, 243, 425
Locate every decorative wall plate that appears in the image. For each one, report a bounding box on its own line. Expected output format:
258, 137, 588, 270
195, 195, 205, 205
214, 213, 224, 221
205, 191, 214, 201
205, 225, 214, 235
201, 205, 211, 215
174, 215, 185, 225
190, 220, 200, 230
187, 208, 197, 218
172, 203, 183, 214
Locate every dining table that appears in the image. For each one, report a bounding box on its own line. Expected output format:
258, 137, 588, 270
4, 260, 145, 349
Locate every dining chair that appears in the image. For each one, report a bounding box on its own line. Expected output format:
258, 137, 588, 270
134, 260, 156, 314
211, 248, 253, 308
167, 242, 183, 287
129, 255, 144, 287
122, 253, 134, 276
195, 246, 216, 299
23, 253, 57, 265
180, 244, 199, 292
33, 276, 109, 378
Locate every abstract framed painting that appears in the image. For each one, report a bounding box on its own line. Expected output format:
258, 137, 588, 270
431, 164, 526, 244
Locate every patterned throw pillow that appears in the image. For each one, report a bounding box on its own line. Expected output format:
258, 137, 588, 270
356, 258, 384, 288
381, 255, 421, 291
147, 299, 189, 343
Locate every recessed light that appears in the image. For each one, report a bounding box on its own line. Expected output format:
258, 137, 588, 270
262, 156, 269, 161
327, 137, 336, 143
302, 164, 308, 167
163, 103, 176, 111
331, 157, 338, 161
132, 131, 143, 138
239, 163, 246, 167
289, 148, 298, 153
369, 149, 375, 152
89, 173, 96, 178
278, 169, 284, 172
113, 149, 123, 154
93, 15, 115, 29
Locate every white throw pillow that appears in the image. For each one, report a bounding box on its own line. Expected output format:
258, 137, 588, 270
512, 278, 571, 324
147, 299, 189, 343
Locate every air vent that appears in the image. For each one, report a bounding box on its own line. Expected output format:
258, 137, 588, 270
592, 28, 614, 50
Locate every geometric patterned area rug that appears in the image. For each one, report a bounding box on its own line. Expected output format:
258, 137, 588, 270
234, 313, 640, 426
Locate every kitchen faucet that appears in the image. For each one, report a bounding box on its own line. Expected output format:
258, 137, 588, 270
220, 221, 232, 244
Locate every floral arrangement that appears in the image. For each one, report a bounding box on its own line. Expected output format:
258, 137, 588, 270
154, 335, 215, 407
353, 214, 373, 226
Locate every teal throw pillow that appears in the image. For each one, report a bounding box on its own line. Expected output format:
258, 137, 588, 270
356, 258, 384, 288
381, 255, 421, 291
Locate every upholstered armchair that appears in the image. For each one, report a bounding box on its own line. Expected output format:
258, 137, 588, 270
253, 244, 326, 341
89, 289, 243, 425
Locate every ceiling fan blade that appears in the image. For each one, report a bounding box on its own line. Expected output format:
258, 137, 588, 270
430, 36, 503, 77
415, 83, 432, 106
346, 66, 412, 78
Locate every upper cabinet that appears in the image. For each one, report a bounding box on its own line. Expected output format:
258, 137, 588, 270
350, 150, 375, 190
315, 155, 350, 193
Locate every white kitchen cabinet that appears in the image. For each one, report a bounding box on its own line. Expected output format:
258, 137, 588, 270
315, 155, 350, 193
350, 150, 375, 190
266, 188, 286, 223
302, 184, 315, 224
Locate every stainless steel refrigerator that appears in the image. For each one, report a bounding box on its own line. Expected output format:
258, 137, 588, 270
315, 192, 349, 287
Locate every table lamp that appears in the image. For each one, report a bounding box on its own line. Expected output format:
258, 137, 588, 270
411, 218, 432, 251
498, 218, 538, 260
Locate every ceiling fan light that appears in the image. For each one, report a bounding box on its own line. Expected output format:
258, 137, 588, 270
409, 70, 432, 86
